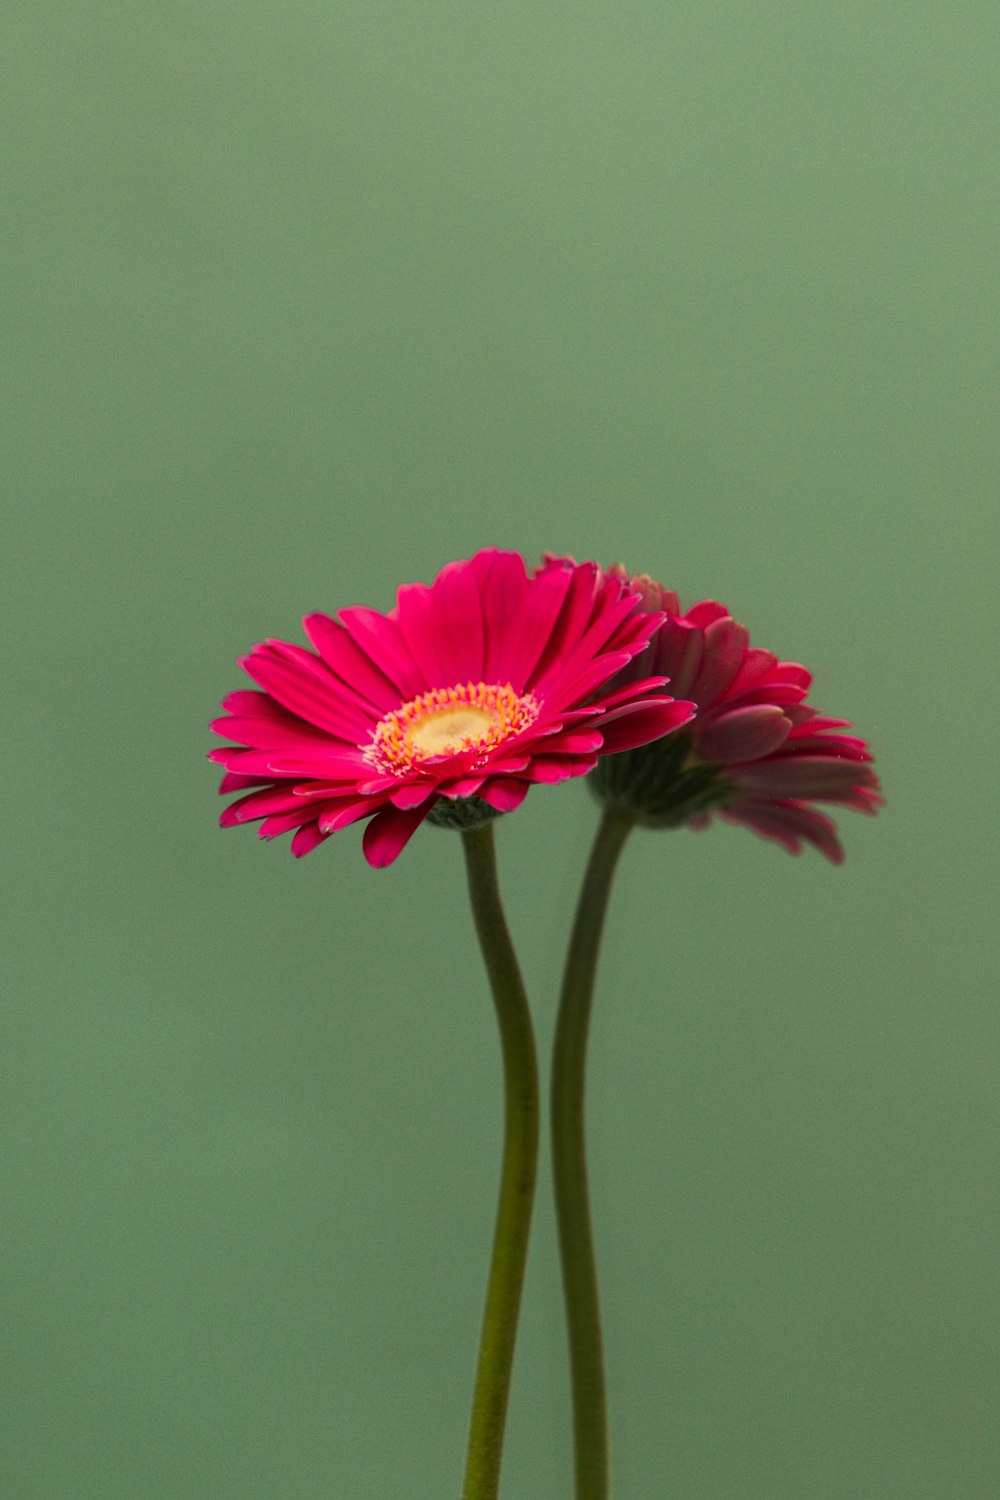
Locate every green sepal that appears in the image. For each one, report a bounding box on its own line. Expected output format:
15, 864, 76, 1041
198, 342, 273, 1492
427, 795, 502, 831
589, 732, 735, 828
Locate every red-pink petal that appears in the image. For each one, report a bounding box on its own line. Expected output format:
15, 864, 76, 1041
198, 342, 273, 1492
336, 605, 425, 698
695, 705, 792, 763
724, 800, 845, 864
596, 698, 695, 753
217, 770, 273, 794
490, 563, 576, 691
539, 729, 605, 755
771, 662, 812, 690
441, 777, 487, 798
542, 651, 636, 709
239, 648, 371, 739
210, 714, 339, 753
684, 600, 730, 628
290, 822, 332, 858
710, 680, 810, 709
789, 713, 851, 733
478, 778, 531, 812
394, 582, 455, 689
217, 746, 369, 779
259, 808, 316, 839
477, 754, 532, 776
220, 785, 312, 826
592, 675, 670, 712
362, 803, 431, 867
689, 618, 749, 707
410, 557, 487, 684
734, 755, 875, 798
318, 799, 380, 834
527, 565, 603, 691
525, 754, 599, 783
651, 620, 704, 699
302, 612, 403, 711
220, 689, 310, 723
469, 550, 535, 683
389, 783, 437, 810
813, 784, 884, 813
723, 647, 780, 699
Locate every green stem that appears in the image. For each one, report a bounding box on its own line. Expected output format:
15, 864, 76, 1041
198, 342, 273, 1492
460, 821, 540, 1500
552, 805, 635, 1500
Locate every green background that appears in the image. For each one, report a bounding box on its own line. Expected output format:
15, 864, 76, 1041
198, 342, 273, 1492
5, 3, 997, 1496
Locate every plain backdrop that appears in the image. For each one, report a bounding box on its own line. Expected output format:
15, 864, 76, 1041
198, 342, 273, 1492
5, 3, 997, 1497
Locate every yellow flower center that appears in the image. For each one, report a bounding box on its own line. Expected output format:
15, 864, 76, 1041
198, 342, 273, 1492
366, 681, 538, 775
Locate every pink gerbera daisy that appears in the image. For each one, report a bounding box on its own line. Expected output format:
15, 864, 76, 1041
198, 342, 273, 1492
581, 569, 882, 864
209, 549, 695, 867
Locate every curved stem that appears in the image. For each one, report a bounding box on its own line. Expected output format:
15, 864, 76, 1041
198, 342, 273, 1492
460, 821, 540, 1500
551, 805, 635, 1500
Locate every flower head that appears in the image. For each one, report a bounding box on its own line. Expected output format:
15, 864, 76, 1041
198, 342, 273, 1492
582, 568, 882, 863
210, 549, 694, 866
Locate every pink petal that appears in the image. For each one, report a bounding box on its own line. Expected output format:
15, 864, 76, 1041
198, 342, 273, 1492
291, 822, 332, 858
527, 565, 603, 691
541, 651, 635, 709
474, 754, 532, 776
789, 713, 851, 733
734, 755, 875, 798
487, 562, 574, 691
812, 783, 884, 813
259, 808, 316, 839
723, 647, 780, 699
318, 798, 381, 834
689, 618, 749, 707
220, 785, 313, 826
600, 605, 663, 660
478, 778, 531, 812
357, 773, 408, 796
533, 706, 606, 730
568, 588, 650, 668
389, 782, 437, 810
539, 729, 605, 755
420, 557, 487, 683
302, 612, 403, 711
263, 638, 379, 718
239, 648, 372, 739
695, 705, 792, 763
469, 550, 536, 684
771, 662, 812, 691
684, 600, 730, 628
290, 780, 362, 799
724, 799, 845, 864
362, 803, 431, 867
651, 620, 704, 699
596, 698, 695, 753
216, 746, 369, 779
217, 770, 273, 794
208, 746, 295, 778
394, 582, 454, 689
777, 733, 872, 761
525, 754, 599, 784
210, 714, 339, 753
593, 675, 669, 712
709, 680, 809, 708
336, 605, 425, 698
220, 689, 310, 723
441, 777, 486, 798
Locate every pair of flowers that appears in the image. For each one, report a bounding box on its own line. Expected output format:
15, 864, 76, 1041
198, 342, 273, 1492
210, 547, 879, 864
209, 547, 880, 1499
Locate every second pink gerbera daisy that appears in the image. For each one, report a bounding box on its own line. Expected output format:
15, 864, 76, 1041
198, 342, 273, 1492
210, 549, 695, 867
581, 569, 882, 863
